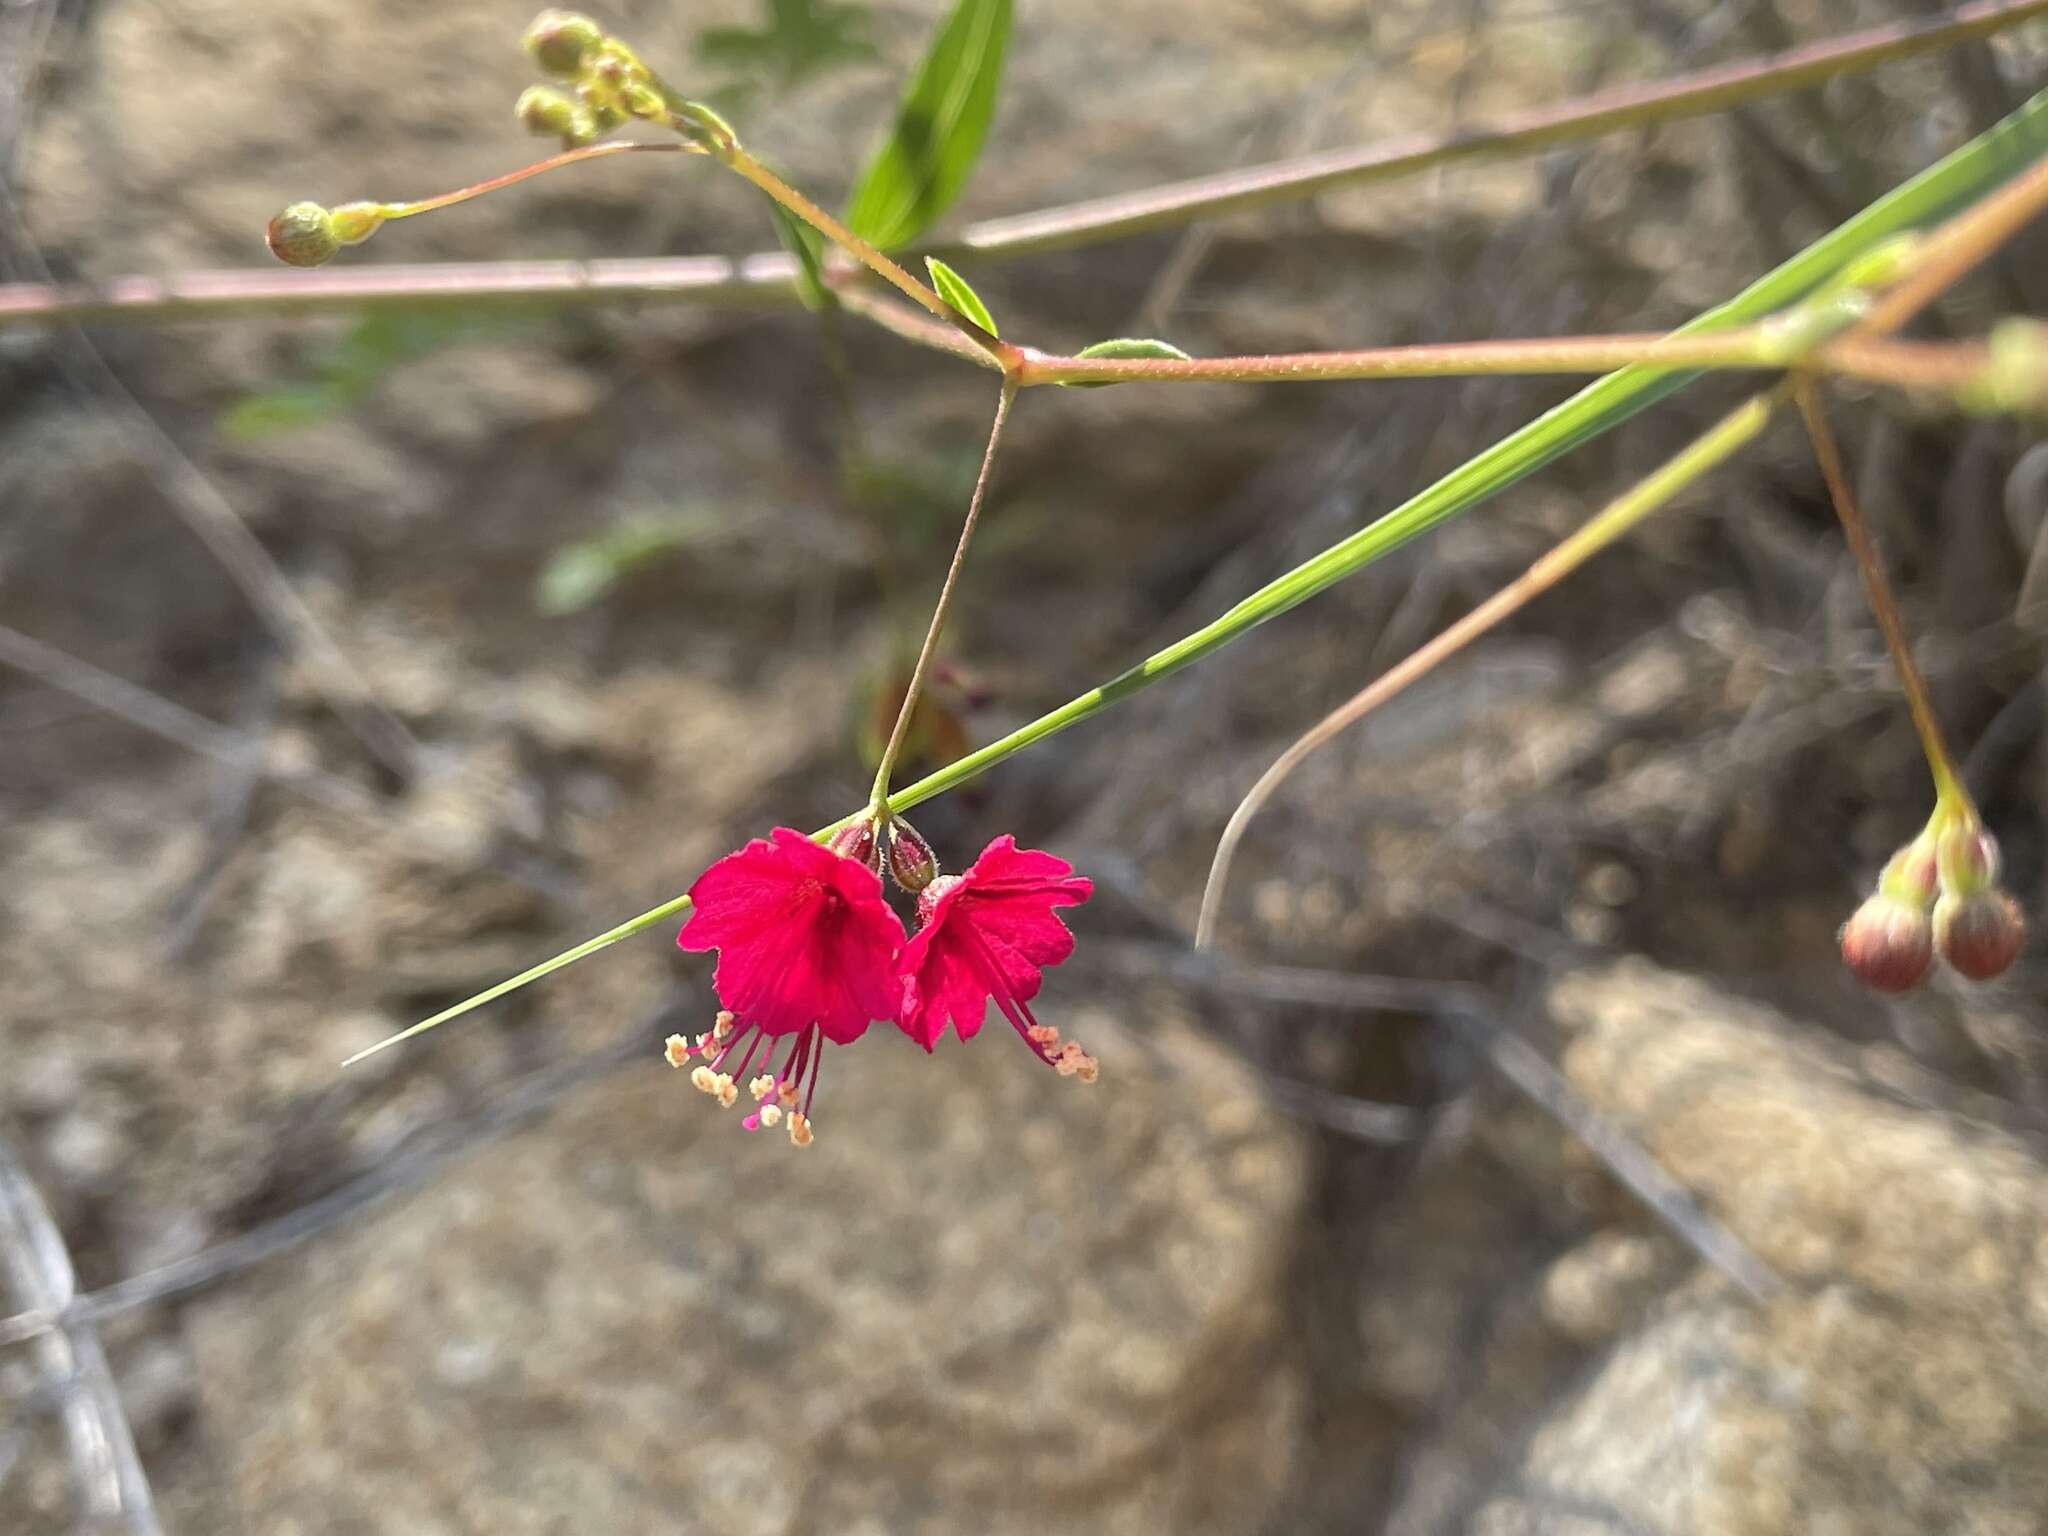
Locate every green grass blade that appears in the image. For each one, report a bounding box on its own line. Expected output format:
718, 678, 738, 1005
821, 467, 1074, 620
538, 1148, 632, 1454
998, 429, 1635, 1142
843, 0, 1012, 250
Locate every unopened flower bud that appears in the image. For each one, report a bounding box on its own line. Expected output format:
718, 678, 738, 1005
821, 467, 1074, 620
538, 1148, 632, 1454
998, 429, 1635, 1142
1839, 892, 1935, 993
828, 819, 881, 872
1934, 890, 2026, 981
1935, 823, 2000, 897
915, 874, 961, 925
887, 820, 939, 893
524, 9, 605, 77
516, 84, 582, 139
576, 81, 629, 133
265, 201, 338, 267
1964, 319, 2048, 419
1876, 836, 1938, 908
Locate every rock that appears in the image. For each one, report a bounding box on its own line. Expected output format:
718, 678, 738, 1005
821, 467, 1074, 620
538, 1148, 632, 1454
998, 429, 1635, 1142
1395, 962, 2048, 1536
187, 1010, 1308, 1534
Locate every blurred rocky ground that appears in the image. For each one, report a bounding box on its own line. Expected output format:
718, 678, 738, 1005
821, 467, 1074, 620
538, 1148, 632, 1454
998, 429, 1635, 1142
2, 0, 2046, 1530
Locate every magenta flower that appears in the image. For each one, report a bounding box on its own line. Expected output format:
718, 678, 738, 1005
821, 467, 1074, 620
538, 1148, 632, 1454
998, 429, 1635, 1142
897, 835, 1098, 1080
668, 827, 907, 1143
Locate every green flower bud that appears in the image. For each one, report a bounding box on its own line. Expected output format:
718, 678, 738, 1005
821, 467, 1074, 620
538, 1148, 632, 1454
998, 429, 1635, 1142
1839, 892, 1935, 993
575, 81, 629, 133
516, 84, 581, 138
265, 201, 338, 267
524, 10, 605, 77
1934, 889, 2026, 981
1963, 319, 2048, 419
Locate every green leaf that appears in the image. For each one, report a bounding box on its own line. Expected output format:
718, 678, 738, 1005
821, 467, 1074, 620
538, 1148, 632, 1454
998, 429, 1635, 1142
924, 256, 997, 334
218, 384, 348, 441
697, 0, 878, 89
843, 0, 1012, 250
768, 201, 831, 312
534, 521, 710, 615
1061, 336, 1191, 387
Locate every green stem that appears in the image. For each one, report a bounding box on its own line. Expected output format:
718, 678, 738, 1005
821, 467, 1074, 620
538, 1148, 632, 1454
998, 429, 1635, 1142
869, 376, 1020, 809
1194, 390, 1781, 948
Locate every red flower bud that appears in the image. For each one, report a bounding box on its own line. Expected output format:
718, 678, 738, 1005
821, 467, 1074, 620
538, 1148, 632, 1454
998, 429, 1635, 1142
886, 820, 939, 893
827, 818, 881, 872
1839, 893, 1935, 993
1933, 890, 2026, 981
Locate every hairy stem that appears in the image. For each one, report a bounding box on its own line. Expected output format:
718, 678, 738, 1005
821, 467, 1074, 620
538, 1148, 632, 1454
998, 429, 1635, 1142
1194, 390, 1782, 948
1016, 332, 1991, 395
381, 142, 690, 220
1793, 378, 1968, 806
720, 147, 1012, 367
869, 377, 1021, 808
953, 0, 2048, 256
11, 7, 2043, 333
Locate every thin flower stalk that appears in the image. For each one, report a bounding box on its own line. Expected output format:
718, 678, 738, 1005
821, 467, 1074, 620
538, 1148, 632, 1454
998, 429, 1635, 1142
1793, 380, 1969, 809
1195, 390, 1783, 947
870, 377, 1020, 811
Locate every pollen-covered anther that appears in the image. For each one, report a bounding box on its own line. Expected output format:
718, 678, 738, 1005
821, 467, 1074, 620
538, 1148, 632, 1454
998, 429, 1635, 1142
713, 1011, 736, 1042
1053, 1041, 1097, 1080
715, 1074, 739, 1108
748, 1073, 779, 1101
759, 1104, 783, 1127
663, 1035, 692, 1068
787, 1112, 814, 1147
1026, 1024, 1060, 1046
689, 1065, 718, 1094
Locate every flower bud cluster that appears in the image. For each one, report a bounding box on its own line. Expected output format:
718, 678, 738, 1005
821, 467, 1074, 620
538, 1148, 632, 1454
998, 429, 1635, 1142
1841, 813, 2026, 992
515, 10, 682, 148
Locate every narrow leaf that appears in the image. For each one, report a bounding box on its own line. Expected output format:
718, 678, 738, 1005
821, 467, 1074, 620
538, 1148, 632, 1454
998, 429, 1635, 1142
1061, 336, 1192, 387
768, 201, 831, 311
925, 255, 997, 334
843, 0, 1012, 250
